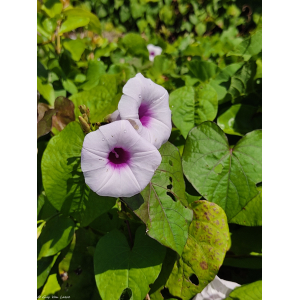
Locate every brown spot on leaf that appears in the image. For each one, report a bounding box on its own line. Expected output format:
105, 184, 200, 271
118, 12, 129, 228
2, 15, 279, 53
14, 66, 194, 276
200, 261, 208, 270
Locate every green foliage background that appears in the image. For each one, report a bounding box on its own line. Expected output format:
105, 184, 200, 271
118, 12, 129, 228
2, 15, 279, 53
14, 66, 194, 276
37, 0, 262, 298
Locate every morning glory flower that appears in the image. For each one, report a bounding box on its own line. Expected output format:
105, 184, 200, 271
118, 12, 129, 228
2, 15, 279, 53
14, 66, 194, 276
81, 120, 162, 197
147, 44, 162, 61
117, 73, 172, 149
192, 276, 240, 300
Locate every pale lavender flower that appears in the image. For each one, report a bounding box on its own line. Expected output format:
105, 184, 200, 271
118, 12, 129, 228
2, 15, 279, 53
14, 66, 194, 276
81, 120, 162, 197
117, 73, 172, 149
147, 44, 162, 61
193, 276, 240, 300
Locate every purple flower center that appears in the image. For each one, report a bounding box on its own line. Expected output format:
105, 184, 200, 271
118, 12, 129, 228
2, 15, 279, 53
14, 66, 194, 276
138, 103, 152, 127
108, 148, 130, 167
150, 51, 155, 56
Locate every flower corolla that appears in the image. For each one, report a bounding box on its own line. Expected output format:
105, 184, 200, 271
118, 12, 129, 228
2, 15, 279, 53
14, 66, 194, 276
81, 120, 162, 197
147, 44, 162, 61
115, 73, 172, 149
192, 276, 240, 300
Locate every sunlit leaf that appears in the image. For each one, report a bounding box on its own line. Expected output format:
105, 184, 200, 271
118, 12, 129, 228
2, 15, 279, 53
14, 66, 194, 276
123, 142, 193, 255
182, 122, 262, 220
170, 85, 218, 138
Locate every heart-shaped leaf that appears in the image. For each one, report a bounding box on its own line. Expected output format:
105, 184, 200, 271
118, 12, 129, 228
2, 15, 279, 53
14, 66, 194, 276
123, 142, 193, 255
94, 226, 166, 300
170, 85, 218, 138
41, 122, 116, 220
166, 200, 230, 300
182, 121, 262, 220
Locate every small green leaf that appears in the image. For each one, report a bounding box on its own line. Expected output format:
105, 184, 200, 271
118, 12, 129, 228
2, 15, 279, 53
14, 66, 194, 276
63, 8, 101, 35
227, 30, 262, 61
37, 77, 55, 105
39, 274, 61, 297
94, 226, 166, 300
123, 142, 193, 255
122, 33, 149, 60
188, 60, 220, 82
70, 77, 121, 123
170, 85, 218, 138
217, 104, 262, 136
79, 60, 106, 91
58, 233, 76, 276
37, 253, 60, 289
37, 221, 46, 239
59, 16, 90, 34
63, 39, 86, 62
38, 215, 75, 259
182, 122, 262, 220
166, 200, 230, 300
225, 280, 262, 300
42, 0, 63, 18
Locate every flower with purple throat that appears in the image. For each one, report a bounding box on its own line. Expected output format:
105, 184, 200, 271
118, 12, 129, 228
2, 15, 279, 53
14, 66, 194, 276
147, 44, 162, 61
81, 120, 162, 197
112, 73, 172, 149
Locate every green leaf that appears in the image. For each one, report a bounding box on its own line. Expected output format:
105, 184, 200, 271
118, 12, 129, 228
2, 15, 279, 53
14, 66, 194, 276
120, 6, 130, 22
37, 221, 46, 239
225, 280, 262, 299
227, 30, 262, 61
37, 253, 60, 289
122, 33, 149, 60
212, 63, 244, 85
58, 232, 76, 276
188, 61, 220, 82
166, 200, 230, 300
59, 16, 90, 34
123, 142, 193, 255
217, 104, 262, 136
37, 77, 55, 105
226, 61, 257, 103
169, 85, 218, 138
79, 60, 106, 91
159, 5, 175, 25
41, 122, 116, 218
63, 8, 102, 35
230, 186, 262, 226
38, 215, 75, 259
62, 39, 86, 62
40, 274, 61, 297
42, 0, 63, 18
37, 13, 51, 39
70, 79, 121, 123
94, 226, 166, 300
182, 122, 262, 220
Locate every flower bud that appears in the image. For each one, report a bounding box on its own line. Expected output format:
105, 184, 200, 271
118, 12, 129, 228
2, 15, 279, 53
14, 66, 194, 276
78, 116, 91, 134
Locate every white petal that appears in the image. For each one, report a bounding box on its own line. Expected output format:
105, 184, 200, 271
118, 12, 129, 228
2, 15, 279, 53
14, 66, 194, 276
192, 276, 240, 300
